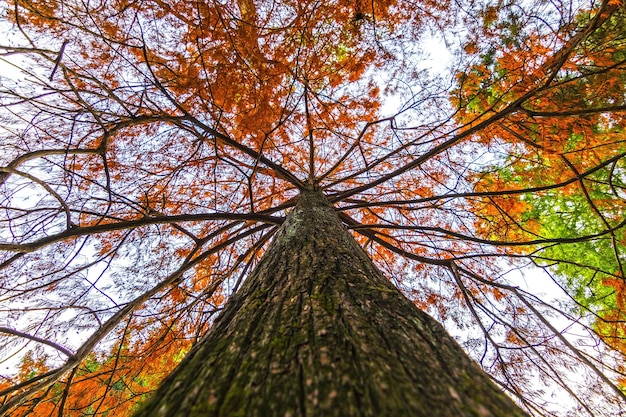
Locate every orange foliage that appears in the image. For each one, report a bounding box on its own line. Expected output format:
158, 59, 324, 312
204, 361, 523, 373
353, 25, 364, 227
458, 2, 626, 251
7, 322, 194, 416
597, 278, 626, 356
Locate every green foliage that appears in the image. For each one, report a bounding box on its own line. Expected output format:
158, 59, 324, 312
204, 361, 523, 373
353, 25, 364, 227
526, 192, 623, 309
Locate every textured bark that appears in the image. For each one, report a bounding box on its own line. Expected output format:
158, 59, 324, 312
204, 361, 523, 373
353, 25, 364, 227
133, 188, 529, 417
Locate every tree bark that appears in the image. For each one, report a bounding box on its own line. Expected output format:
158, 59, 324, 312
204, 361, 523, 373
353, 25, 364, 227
133, 188, 528, 417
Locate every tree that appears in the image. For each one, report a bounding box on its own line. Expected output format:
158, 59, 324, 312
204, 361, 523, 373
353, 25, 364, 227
0, 0, 625, 415
132, 188, 528, 416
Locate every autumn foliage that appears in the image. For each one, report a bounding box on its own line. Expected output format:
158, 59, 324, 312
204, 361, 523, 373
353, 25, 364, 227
457, 0, 626, 373
1, 0, 626, 415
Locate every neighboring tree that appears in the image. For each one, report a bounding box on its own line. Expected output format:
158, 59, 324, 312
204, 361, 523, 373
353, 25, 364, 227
459, 0, 626, 391
0, 0, 625, 416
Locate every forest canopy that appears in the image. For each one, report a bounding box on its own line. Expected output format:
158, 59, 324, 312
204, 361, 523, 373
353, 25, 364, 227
1, 0, 626, 415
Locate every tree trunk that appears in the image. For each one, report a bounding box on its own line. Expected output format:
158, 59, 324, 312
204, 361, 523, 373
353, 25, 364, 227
133, 188, 528, 417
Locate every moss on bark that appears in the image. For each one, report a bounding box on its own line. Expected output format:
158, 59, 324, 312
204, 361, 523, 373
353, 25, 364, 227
133, 189, 529, 417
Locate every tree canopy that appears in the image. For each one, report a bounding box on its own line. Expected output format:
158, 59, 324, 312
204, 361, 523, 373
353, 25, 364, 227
0, 0, 625, 415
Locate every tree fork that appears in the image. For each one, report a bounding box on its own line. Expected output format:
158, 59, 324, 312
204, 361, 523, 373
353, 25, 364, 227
133, 188, 528, 417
